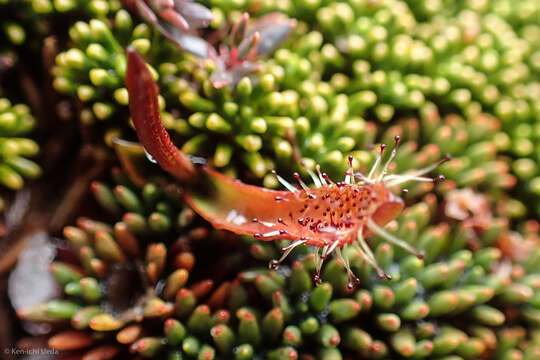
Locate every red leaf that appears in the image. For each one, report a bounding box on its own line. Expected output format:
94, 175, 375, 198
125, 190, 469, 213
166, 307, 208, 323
125, 48, 196, 182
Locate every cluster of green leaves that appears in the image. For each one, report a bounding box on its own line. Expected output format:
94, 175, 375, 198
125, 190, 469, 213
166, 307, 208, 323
211, 0, 540, 213
52, 8, 181, 132
0, 98, 40, 210
19, 168, 540, 359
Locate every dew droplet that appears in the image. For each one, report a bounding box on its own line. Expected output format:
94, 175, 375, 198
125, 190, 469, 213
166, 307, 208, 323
144, 150, 157, 164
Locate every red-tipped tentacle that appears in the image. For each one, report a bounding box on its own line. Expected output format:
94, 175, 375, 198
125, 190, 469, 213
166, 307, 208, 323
126, 47, 196, 182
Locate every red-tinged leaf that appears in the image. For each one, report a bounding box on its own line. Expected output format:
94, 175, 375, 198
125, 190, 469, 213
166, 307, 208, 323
238, 31, 260, 61
126, 0, 212, 58
111, 142, 302, 241
207, 281, 231, 310
83, 345, 120, 360
231, 61, 263, 79
190, 279, 214, 300
110, 141, 304, 240
125, 49, 308, 242
161, 8, 190, 31
211, 61, 263, 88
126, 48, 196, 182
230, 12, 249, 47
116, 324, 143, 344
48, 330, 93, 350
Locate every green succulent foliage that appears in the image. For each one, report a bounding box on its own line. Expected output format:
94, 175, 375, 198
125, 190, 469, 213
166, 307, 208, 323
153, 3, 516, 190
20, 170, 540, 359
52, 8, 181, 139
0, 0, 31, 47
340, 106, 513, 199
15, 171, 305, 359
235, 195, 540, 360
163, 54, 511, 197
314, 0, 540, 214
46, 0, 540, 213
0, 0, 44, 59
0, 97, 41, 211
198, 0, 540, 213
160, 54, 375, 182
47, 1, 527, 196
1, 0, 117, 60
11, 0, 540, 359
17, 170, 221, 352
29, 0, 121, 15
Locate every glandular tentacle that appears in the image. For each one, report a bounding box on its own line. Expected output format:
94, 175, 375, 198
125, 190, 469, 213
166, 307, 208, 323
271, 170, 298, 192
304, 165, 322, 188
383, 153, 451, 185
378, 136, 401, 182
355, 230, 390, 280
345, 155, 355, 185
269, 239, 307, 270
368, 144, 386, 180
316, 164, 328, 186
336, 246, 360, 290
367, 218, 424, 259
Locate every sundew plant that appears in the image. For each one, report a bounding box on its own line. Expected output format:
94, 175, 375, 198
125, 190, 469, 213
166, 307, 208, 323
0, 1, 539, 360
